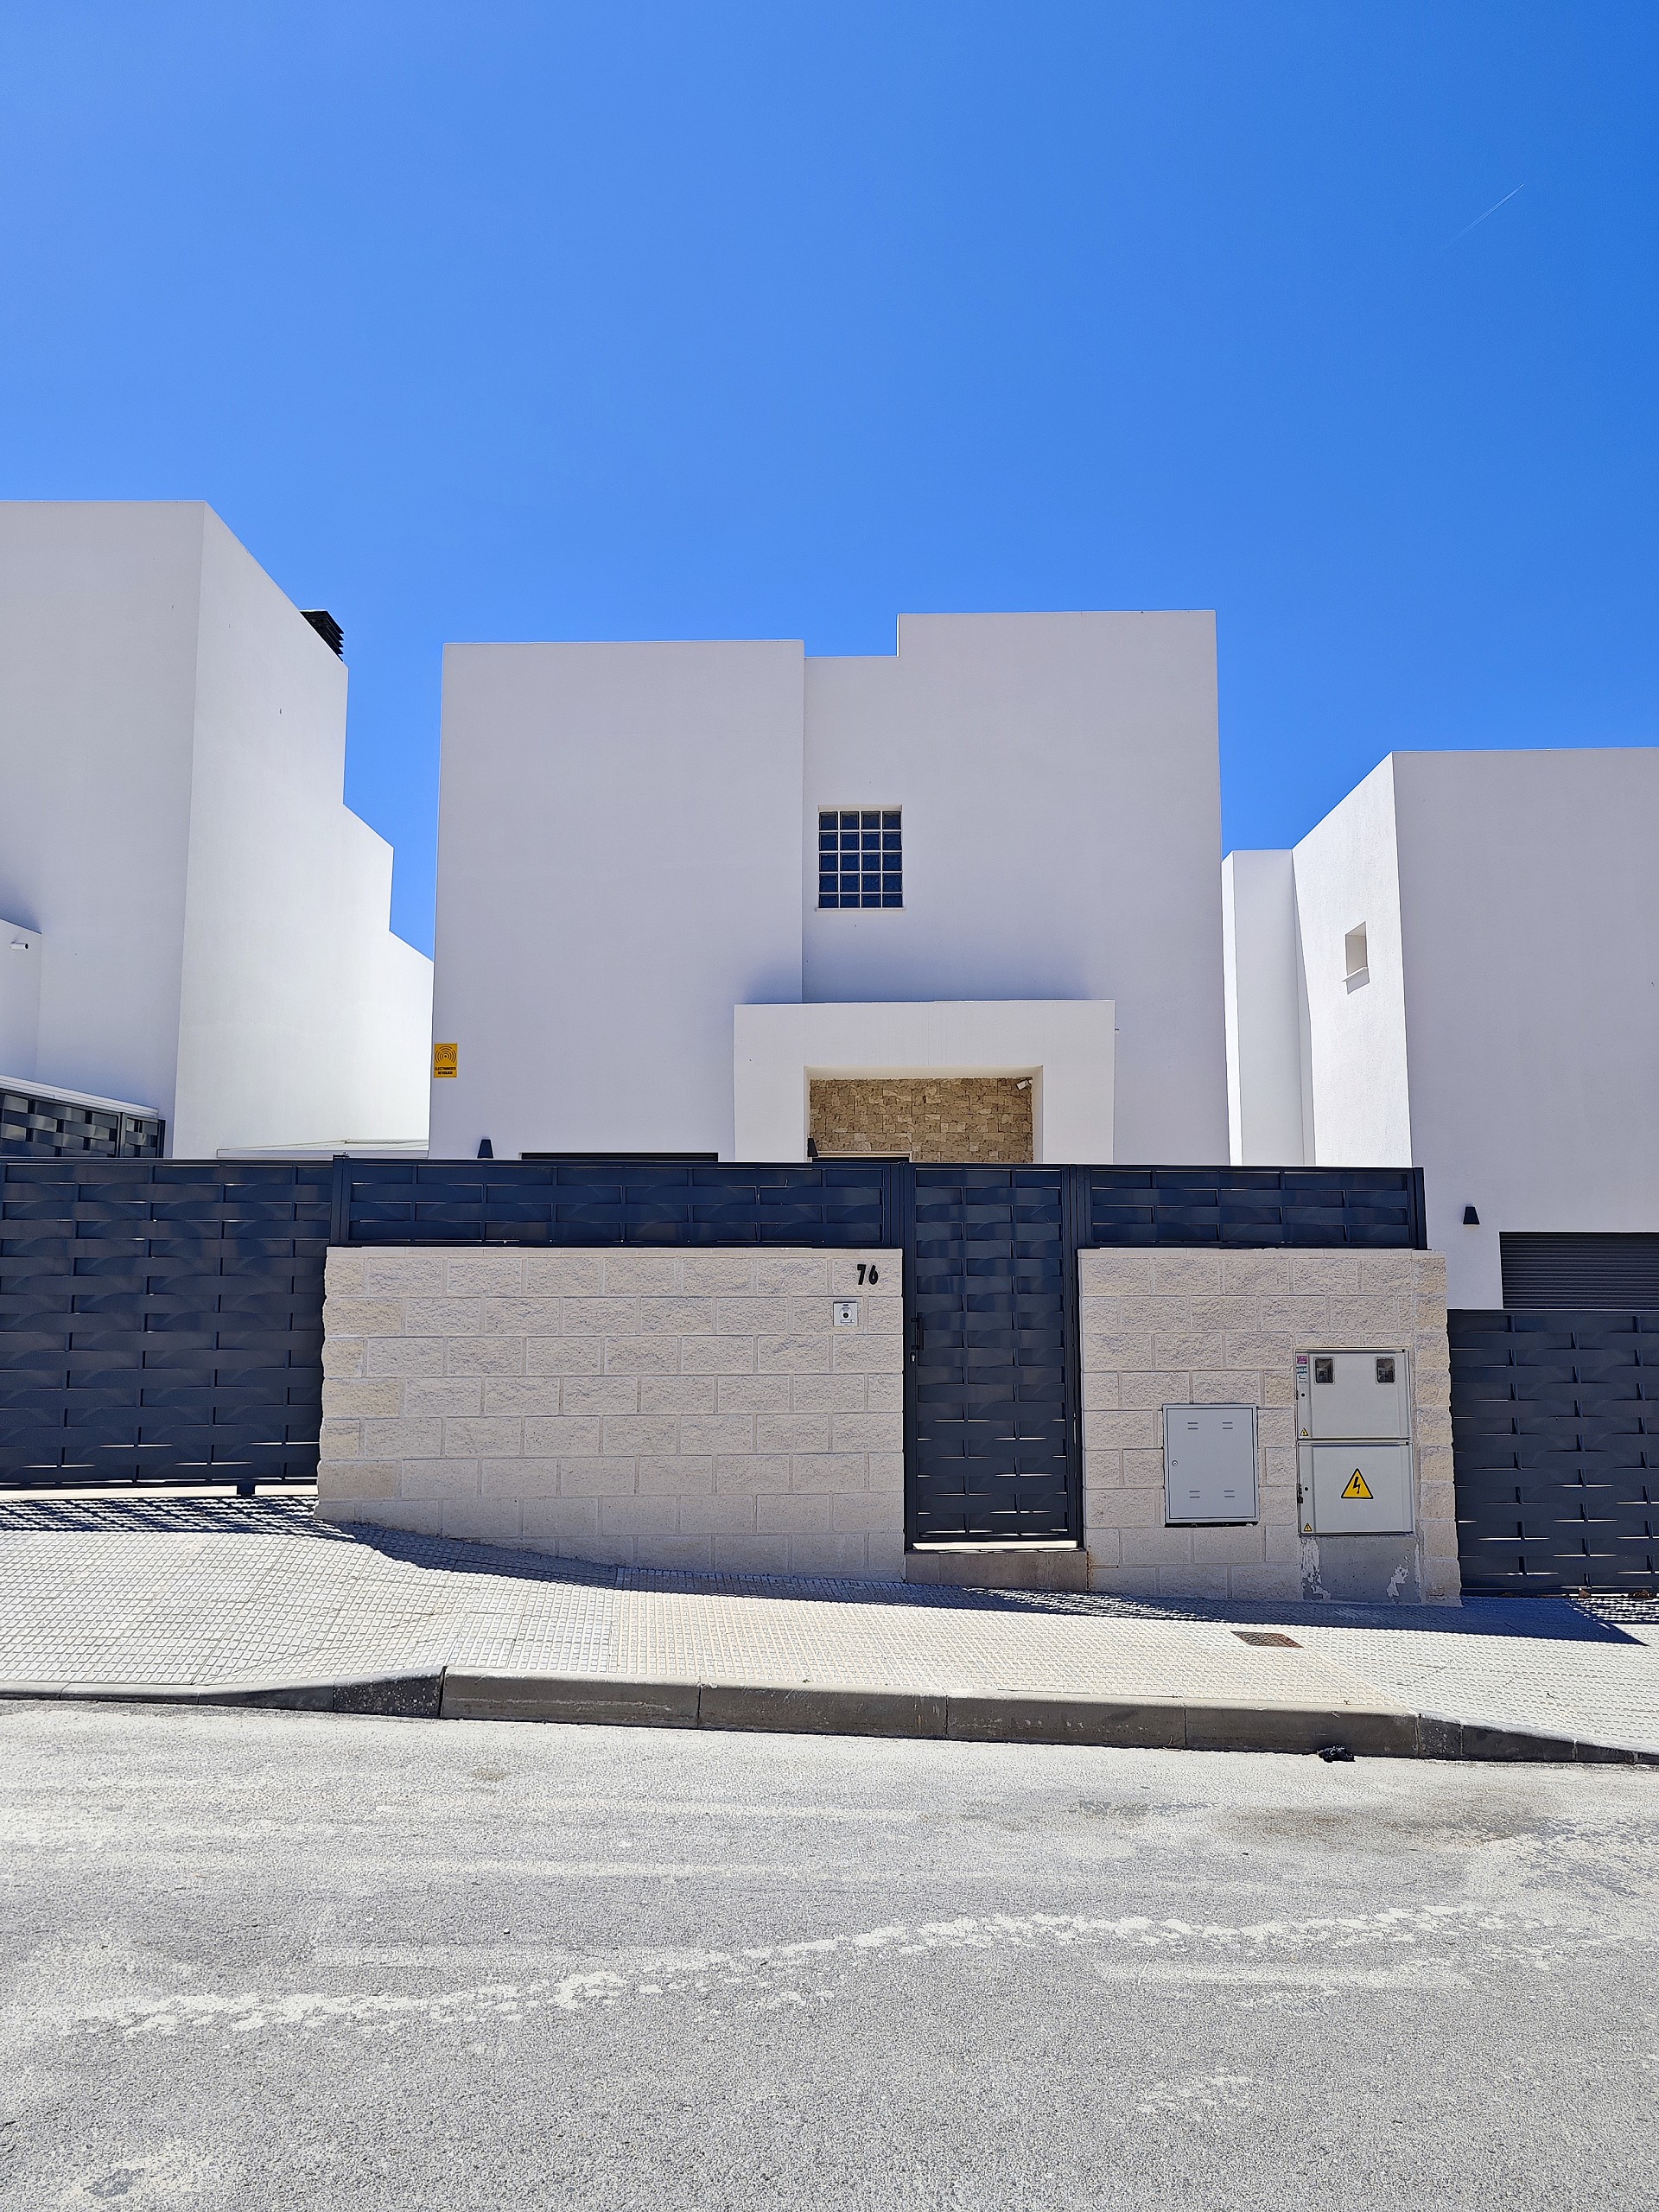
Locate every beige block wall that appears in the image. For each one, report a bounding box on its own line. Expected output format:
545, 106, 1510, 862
1078, 1248, 1458, 1606
316, 1246, 904, 1578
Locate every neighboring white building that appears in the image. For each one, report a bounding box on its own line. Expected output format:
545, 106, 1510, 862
1223, 748, 1659, 1306
430, 611, 1229, 1164
0, 501, 432, 1157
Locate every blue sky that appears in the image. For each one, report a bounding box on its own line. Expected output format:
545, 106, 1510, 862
1, 3, 1653, 954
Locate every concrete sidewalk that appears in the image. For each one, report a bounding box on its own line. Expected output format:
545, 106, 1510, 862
3, 1497, 1657, 1760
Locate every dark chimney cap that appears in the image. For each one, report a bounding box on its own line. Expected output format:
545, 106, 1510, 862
302, 609, 344, 657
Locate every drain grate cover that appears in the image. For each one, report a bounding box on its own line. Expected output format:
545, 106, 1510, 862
1233, 1629, 1300, 1648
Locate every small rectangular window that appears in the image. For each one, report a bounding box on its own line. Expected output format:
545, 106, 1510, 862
1344, 924, 1370, 987
818, 810, 900, 908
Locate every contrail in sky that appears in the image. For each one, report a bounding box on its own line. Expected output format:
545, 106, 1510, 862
1444, 185, 1524, 247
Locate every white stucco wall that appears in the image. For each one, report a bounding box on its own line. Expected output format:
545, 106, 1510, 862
0, 501, 431, 1154
0, 502, 202, 1125
173, 511, 360, 1154
1391, 749, 1659, 1303
429, 640, 804, 1161
803, 613, 1227, 1163
429, 612, 1226, 1166
0, 920, 43, 1080
1289, 759, 1412, 1173
734, 998, 1115, 1161
1220, 849, 1306, 1166
1224, 747, 1659, 1307
334, 811, 435, 1145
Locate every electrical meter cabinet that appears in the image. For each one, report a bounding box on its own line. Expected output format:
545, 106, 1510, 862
1302, 1442, 1414, 1535
1295, 1350, 1409, 1440
1295, 1349, 1414, 1541
1163, 1404, 1259, 1525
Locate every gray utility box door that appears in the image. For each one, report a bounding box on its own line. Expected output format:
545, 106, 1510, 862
1295, 1350, 1409, 1440
1303, 1443, 1414, 1536
1164, 1404, 1259, 1524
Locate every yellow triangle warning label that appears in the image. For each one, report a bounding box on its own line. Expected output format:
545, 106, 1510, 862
1341, 1469, 1373, 1500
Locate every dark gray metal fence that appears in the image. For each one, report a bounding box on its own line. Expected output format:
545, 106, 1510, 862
1449, 1308, 1659, 1596
1, 1160, 1427, 1537
1, 1085, 163, 1158
0, 1160, 328, 1489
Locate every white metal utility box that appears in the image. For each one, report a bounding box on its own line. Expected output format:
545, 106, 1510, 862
1295, 1350, 1409, 1440
1295, 1350, 1414, 1537
1302, 1442, 1414, 1535
1163, 1404, 1259, 1525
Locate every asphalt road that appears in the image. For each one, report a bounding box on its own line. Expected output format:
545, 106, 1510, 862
2, 1703, 1656, 2211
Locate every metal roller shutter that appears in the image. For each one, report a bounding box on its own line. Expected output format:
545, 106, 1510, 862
1500, 1234, 1659, 1310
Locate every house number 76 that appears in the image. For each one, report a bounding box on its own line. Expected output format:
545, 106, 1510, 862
856, 1263, 880, 1286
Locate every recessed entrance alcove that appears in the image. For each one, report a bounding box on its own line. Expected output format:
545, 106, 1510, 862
809, 1076, 1033, 1164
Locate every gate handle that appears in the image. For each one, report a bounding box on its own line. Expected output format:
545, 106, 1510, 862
907, 1315, 924, 1362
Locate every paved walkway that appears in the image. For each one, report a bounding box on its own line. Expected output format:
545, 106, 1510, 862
4, 1497, 1658, 1753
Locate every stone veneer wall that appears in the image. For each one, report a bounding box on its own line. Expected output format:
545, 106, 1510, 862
316, 1247, 903, 1577
1078, 1248, 1458, 1605
808, 1077, 1033, 1164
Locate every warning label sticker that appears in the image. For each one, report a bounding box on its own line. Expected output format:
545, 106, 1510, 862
433, 1043, 459, 1079
1341, 1470, 1373, 1500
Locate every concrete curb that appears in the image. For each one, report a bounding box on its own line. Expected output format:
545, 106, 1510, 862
0, 1670, 444, 1718
437, 1670, 1659, 1765
1, 1670, 1653, 1763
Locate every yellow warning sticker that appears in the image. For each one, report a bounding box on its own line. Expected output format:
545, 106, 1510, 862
433, 1042, 459, 1079
1341, 1469, 1373, 1500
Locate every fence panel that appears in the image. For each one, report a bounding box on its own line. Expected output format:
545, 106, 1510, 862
0, 1160, 328, 1487
1449, 1308, 1659, 1594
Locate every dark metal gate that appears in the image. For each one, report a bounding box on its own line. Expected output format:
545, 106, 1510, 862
1450, 1307, 1659, 1594
906, 1166, 1082, 1544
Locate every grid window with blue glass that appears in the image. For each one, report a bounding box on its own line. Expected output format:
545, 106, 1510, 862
818, 809, 901, 908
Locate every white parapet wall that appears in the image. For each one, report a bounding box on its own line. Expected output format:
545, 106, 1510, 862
1077, 1247, 1458, 1605
317, 1246, 904, 1578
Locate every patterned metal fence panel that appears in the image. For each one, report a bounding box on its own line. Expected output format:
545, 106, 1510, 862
0, 1156, 1427, 1497
0, 1160, 328, 1488
1, 1086, 164, 1159
337, 1157, 898, 1248
1084, 1166, 1424, 1248
1449, 1308, 1659, 1596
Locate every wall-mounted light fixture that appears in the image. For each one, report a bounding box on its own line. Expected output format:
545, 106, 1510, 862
477, 1137, 494, 1160
1463, 1205, 1480, 1226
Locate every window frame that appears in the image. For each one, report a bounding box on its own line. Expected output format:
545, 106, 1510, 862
817, 807, 902, 910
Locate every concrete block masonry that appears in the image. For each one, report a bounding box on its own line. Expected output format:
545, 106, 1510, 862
320, 1240, 1457, 1598
317, 1247, 906, 1577
1077, 1247, 1458, 1605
